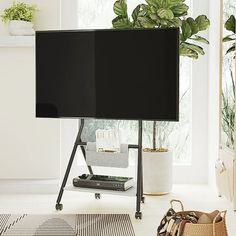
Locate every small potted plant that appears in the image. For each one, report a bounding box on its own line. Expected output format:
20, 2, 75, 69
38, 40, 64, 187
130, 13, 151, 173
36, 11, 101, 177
112, 0, 210, 194
0, 2, 37, 36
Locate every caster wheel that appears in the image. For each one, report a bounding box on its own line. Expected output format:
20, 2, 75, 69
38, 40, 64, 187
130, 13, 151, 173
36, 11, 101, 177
95, 193, 101, 199
135, 212, 142, 219
55, 203, 63, 211
141, 196, 145, 203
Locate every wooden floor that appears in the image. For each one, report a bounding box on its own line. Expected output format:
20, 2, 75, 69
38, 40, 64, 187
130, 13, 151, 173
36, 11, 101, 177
0, 185, 235, 235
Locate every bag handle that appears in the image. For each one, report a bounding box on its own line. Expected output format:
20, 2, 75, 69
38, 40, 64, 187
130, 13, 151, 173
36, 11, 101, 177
170, 199, 184, 212
213, 211, 227, 236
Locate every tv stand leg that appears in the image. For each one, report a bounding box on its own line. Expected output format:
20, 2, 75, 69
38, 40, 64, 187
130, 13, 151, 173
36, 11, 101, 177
135, 120, 143, 219
55, 119, 90, 210
55, 138, 80, 210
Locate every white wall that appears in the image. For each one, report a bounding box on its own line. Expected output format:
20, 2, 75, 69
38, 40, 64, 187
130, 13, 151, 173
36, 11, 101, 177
0, 0, 61, 191
0, 48, 60, 179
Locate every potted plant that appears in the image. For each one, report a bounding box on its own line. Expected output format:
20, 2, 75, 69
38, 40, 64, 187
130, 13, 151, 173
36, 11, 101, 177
0, 2, 37, 36
112, 0, 210, 194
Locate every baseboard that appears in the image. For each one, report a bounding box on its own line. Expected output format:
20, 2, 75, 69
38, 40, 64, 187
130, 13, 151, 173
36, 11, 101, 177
0, 179, 60, 194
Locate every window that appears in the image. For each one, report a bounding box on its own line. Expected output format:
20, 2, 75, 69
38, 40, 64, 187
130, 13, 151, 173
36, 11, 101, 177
60, 0, 209, 183
77, 0, 192, 165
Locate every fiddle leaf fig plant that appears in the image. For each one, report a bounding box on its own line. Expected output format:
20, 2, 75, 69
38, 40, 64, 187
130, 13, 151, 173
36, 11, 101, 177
112, 0, 210, 150
113, 0, 210, 60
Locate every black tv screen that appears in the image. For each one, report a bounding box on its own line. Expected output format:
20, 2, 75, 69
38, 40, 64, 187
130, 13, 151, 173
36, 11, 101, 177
36, 28, 179, 121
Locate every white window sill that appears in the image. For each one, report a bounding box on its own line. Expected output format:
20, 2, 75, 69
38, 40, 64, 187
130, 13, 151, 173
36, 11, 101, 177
0, 35, 35, 48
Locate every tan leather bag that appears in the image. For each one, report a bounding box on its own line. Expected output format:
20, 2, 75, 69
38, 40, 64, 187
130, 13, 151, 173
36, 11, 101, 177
158, 200, 228, 236
171, 200, 228, 236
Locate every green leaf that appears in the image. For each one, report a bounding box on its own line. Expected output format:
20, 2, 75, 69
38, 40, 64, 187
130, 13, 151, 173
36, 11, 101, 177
190, 35, 209, 44
226, 45, 235, 54
112, 16, 131, 28
150, 13, 158, 20
186, 17, 199, 35
155, 0, 164, 7
181, 20, 192, 41
145, 0, 159, 8
182, 42, 205, 55
171, 3, 189, 17
132, 5, 141, 22
168, 0, 186, 7
138, 16, 156, 28
225, 15, 236, 33
113, 0, 128, 17
145, 0, 159, 7
161, 19, 168, 27
223, 35, 235, 42
139, 4, 150, 15
180, 43, 198, 59
168, 17, 182, 27
195, 15, 210, 31
157, 8, 174, 20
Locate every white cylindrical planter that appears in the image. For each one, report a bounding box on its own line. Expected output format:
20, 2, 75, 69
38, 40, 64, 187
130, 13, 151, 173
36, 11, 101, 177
8, 20, 35, 36
143, 150, 173, 195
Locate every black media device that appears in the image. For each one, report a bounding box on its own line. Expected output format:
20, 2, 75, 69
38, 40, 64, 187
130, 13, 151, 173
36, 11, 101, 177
73, 174, 134, 191
36, 28, 179, 121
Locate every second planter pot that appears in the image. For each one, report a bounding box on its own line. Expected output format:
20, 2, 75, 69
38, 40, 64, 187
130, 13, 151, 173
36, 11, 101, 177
143, 149, 173, 195
8, 20, 35, 36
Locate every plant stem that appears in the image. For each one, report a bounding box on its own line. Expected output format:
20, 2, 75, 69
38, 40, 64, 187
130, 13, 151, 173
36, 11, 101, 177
153, 120, 156, 150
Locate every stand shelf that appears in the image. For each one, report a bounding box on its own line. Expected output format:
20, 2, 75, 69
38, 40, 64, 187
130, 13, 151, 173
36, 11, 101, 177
64, 185, 137, 197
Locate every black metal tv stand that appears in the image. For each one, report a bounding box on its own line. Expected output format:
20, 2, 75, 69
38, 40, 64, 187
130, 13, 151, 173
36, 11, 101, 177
55, 119, 144, 219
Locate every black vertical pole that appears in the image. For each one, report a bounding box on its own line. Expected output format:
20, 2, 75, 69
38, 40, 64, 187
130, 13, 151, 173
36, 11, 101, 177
135, 120, 143, 219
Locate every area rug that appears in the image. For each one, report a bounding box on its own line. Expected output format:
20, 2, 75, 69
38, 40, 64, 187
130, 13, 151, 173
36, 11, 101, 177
0, 214, 135, 236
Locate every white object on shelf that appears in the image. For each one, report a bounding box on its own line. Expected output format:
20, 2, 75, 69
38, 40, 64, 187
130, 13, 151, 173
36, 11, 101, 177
86, 142, 129, 168
0, 36, 35, 48
64, 185, 136, 197
96, 129, 120, 152
8, 20, 35, 36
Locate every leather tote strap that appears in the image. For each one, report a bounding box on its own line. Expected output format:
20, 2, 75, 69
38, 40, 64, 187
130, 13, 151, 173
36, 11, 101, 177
170, 199, 184, 212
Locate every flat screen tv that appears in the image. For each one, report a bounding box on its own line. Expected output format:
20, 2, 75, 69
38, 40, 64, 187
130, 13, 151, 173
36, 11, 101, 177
36, 28, 179, 121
